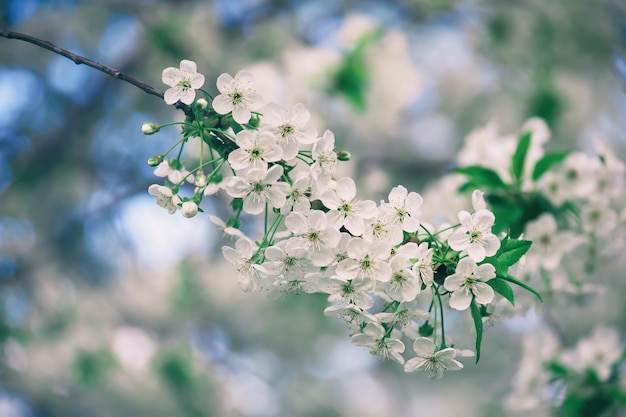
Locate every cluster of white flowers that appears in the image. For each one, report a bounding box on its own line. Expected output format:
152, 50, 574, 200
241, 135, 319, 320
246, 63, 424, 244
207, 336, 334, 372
505, 325, 625, 416
144, 61, 537, 377
422, 118, 626, 302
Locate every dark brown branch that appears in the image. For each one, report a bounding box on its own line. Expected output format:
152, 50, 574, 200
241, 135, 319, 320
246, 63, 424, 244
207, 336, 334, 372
0, 29, 193, 117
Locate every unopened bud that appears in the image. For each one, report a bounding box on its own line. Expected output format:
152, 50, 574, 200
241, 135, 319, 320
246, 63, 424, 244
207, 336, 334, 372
195, 171, 208, 188
147, 155, 164, 167
196, 98, 209, 110
181, 201, 199, 218
337, 150, 351, 161
141, 122, 160, 135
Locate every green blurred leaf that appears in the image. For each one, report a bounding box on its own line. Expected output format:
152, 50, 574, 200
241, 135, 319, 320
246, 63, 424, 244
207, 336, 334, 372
487, 278, 515, 306
331, 28, 381, 110
74, 348, 117, 387
546, 360, 571, 379
485, 193, 524, 235
532, 150, 570, 181
171, 262, 204, 313
501, 274, 542, 302
470, 300, 483, 363
559, 395, 586, 417
157, 350, 195, 391
455, 166, 508, 190
511, 131, 532, 183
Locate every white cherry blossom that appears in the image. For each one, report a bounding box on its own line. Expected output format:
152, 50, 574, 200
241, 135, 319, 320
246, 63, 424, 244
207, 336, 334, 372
363, 205, 404, 245
162, 59, 205, 105
321, 177, 377, 236
404, 337, 463, 378
224, 165, 289, 215
318, 277, 374, 309
222, 237, 267, 292
284, 210, 341, 266
385, 255, 421, 302
228, 130, 283, 171
560, 326, 623, 382
148, 184, 181, 214
376, 301, 430, 327
524, 213, 585, 272
311, 129, 338, 179
153, 159, 194, 184
448, 209, 500, 262
351, 322, 405, 364
412, 242, 435, 287
335, 237, 392, 284
443, 257, 496, 311
263, 239, 316, 281
213, 70, 263, 124
261, 102, 317, 160
382, 185, 423, 233
281, 174, 311, 215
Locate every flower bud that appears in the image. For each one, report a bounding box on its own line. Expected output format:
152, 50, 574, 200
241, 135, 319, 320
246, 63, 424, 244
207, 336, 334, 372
181, 201, 198, 218
141, 122, 160, 135
147, 155, 164, 166
195, 171, 208, 188
196, 98, 209, 110
337, 150, 351, 161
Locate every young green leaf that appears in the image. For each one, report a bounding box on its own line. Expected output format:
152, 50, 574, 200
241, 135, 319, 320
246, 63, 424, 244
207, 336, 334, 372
455, 166, 508, 190
497, 239, 532, 268
487, 278, 515, 306
501, 274, 542, 302
482, 256, 507, 277
532, 150, 570, 181
511, 131, 532, 183
469, 300, 483, 363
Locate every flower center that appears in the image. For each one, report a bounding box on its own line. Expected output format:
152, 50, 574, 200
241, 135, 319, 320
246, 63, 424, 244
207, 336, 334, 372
539, 234, 551, 246
340, 202, 352, 214
179, 80, 192, 91
231, 91, 244, 104
307, 230, 320, 242
252, 182, 266, 193
395, 207, 407, 221
360, 256, 372, 271
279, 124, 295, 137
391, 271, 407, 284
468, 230, 482, 242
249, 147, 262, 159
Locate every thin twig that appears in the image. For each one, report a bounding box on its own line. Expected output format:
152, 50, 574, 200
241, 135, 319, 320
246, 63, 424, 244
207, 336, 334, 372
0, 29, 193, 117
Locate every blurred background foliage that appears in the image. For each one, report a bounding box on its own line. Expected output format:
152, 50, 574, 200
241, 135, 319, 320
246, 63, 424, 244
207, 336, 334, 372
0, 0, 625, 416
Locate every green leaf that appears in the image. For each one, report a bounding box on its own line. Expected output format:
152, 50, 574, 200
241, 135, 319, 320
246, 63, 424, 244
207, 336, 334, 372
470, 300, 483, 363
457, 181, 481, 194
532, 150, 570, 181
487, 278, 515, 306
559, 395, 586, 417
511, 131, 532, 183
545, 360, 570, 379
482, 256, 507, 277
496, 238, 532, 268
229, 120, 243, 134
485, 194, 524, 235
501, 274, 543, 302
455, 166, 508, 190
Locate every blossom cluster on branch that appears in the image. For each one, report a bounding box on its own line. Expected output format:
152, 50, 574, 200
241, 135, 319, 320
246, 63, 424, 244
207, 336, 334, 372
144, 60, 539, 377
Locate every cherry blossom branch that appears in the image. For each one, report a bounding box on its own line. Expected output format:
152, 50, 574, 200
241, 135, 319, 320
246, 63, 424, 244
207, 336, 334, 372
0, 29, 193, 117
